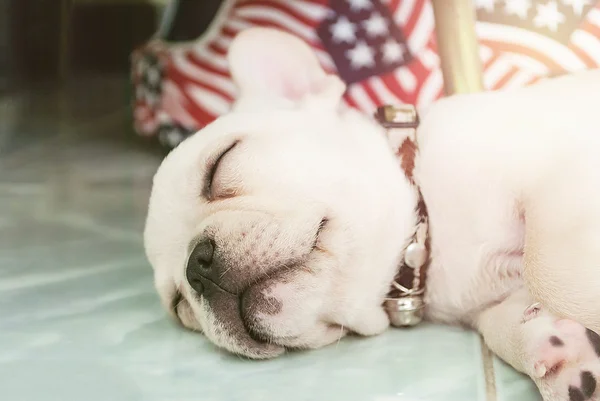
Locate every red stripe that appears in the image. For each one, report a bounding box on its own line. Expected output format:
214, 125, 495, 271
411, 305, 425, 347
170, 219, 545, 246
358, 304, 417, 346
221, 25, 240, 38
342, 92, 360, 109
167, 62, 234, 102
479, 39, 566, 74
361, 81, 383, 105
388, 0, 401, 13
579, 21, 600, 39
407, 58, 431, 87
186, 52, 230, 77
380, 72, 410, 101
403, 0, 426, 36
436, 87, 444, 100
491, 66, 518, 91
238, 15, 325, 50
167, 81, 218, 127
295, 0, 329, 5
210, 40, 231, 53
235, 0, 321, 28
208, 43, 228, 56
483, 52, 501, 70
570, 44, 598, 68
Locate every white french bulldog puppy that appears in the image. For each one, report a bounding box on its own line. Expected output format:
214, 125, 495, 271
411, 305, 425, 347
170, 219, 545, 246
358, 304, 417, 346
144, 28, 600, 401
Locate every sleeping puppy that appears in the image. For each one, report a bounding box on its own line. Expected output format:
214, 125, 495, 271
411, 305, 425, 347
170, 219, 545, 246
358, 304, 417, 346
144, 28, 600, 401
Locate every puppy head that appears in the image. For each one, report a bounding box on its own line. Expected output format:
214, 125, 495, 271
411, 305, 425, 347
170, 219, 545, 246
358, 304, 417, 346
144, 28, 418, 359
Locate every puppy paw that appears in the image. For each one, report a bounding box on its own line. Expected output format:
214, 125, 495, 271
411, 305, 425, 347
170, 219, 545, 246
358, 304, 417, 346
532, 320, 600, 401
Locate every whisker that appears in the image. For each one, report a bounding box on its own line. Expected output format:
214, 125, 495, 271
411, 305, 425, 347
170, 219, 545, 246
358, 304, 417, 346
219, 265, 233, 279
336, 325, 345, 347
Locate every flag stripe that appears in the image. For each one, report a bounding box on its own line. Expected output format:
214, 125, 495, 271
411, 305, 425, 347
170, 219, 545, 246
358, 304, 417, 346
504, 70, 540, 89
491, 66, 518, 91
571, 30, 600, 66
369, 76, 404, 104
186, 84, 232, 116
403, 0, 426, 36
484, 58, 513, 89
162, 81, 202, 127
276, 0, 330, 22
388, 0, 402, 13
188, 50, 229, 75
406, 1, 434, 55
395, 0, 417, 26
346, 84, 377, 114
381, 70, 412, 100
234, 6, 321, 44
416, 68, 443, 108
477, 22, 587, 72
499, 52, 550, 75
362, 81, 385, 106
169, 54, 236, 99
236, 1, 321, 29
394, 68, 418, 93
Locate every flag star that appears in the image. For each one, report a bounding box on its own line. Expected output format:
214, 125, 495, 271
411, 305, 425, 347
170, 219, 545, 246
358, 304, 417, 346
382, 39, 404, 64
363, 13, 389, 37
475, 0, 496, 12
561, 0, 592, 16
325, 9, 336, 18
346, 0, 372, 12
346, 41, 376, 69
504, 0, 532, 19
330, 16, 357, 43
534, 1, 565, 32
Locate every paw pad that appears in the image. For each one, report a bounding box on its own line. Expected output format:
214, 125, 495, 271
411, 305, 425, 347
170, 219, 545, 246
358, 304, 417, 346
550, 336, 564, 347
568, 371, 597, 401
586, 329, 600, 358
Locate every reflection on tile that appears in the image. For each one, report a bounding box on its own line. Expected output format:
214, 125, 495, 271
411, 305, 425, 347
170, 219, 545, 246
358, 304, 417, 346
494, 357, 542, 401
0, 77, 510, 401
0, 325, 487, 401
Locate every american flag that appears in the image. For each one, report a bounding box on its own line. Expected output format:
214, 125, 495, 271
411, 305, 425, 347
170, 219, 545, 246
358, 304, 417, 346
131, 0, 600, 148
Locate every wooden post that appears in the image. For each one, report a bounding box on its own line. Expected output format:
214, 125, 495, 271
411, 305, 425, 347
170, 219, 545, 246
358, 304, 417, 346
430, 0, 484, 95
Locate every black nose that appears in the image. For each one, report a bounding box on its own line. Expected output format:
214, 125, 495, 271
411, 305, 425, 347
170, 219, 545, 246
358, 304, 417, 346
186, 238, 215, 294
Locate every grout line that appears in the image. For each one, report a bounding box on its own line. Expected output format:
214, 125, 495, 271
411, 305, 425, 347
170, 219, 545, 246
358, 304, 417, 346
480, 336, 498, 401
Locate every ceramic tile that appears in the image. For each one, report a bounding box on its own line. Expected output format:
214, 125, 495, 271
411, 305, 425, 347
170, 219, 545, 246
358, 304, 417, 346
493, 357, 542, 401
0, 79, 493, 401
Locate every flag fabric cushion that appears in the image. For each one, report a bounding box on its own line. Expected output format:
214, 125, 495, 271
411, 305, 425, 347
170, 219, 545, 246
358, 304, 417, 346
131, 0, 600, 149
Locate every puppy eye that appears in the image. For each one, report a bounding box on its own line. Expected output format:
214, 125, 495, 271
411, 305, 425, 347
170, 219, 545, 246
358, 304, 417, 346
203, 141, 239, 200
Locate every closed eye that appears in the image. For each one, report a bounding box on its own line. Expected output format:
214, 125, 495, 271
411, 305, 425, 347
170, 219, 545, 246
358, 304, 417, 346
203, 140, 239, 200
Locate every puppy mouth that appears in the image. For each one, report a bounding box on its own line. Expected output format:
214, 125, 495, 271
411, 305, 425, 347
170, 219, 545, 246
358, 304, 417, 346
191, 217, 329, 359
201, 279, 285, 359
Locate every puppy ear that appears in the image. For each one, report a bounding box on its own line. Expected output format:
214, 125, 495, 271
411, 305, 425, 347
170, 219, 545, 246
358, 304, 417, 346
228, 28, 345, 106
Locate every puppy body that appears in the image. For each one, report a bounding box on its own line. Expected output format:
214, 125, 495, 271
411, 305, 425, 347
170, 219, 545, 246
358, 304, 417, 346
144, 28, 600, 400
419, 72, 600, 326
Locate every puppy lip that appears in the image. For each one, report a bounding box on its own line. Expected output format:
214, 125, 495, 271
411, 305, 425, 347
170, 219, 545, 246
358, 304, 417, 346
201, 281, 285, 358
233, 342, 286, 360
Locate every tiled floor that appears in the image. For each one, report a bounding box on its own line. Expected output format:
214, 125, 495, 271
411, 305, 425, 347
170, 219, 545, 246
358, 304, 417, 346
0, 76, 541, 401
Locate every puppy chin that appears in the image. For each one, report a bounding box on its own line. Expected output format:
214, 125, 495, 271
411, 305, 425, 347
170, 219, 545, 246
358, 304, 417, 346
197, 297, 285, 360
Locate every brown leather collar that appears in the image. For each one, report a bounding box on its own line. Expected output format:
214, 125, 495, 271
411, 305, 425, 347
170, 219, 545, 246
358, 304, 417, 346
375, 105, 430, 327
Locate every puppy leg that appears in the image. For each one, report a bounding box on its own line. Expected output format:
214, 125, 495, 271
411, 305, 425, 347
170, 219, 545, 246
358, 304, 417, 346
521, 149, 600, 333
476, 287, 600, 401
